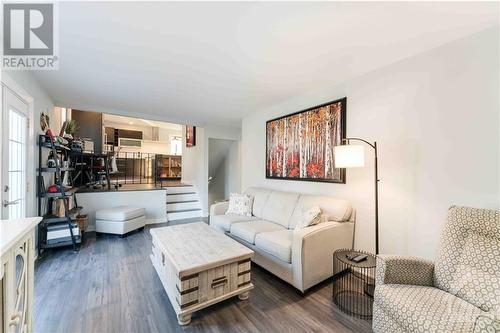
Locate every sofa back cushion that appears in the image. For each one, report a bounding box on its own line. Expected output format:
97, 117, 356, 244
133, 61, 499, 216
261, 191, 300, 228
289, 195, 353, 229
434, 206, 500, 312
244, 187, 271, 219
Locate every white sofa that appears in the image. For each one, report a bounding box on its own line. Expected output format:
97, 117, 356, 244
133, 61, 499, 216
209, 187, 355, 293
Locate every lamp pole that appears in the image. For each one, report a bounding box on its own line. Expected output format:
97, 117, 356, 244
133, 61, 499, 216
342, 138, 379, 254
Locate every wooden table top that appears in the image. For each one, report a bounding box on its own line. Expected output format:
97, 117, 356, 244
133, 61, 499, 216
150, 222, 254, 278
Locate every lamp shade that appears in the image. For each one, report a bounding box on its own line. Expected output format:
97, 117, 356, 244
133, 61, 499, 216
334, 145, 365, 168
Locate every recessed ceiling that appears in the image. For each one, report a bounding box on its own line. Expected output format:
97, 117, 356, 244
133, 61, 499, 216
31, 1, 498, 127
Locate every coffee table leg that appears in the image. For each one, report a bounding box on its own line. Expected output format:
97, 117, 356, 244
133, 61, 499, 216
238, 291, 250, 300
177, 313, 192, 325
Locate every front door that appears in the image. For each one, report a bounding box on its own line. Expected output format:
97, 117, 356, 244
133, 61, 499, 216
1, 86, 29, 219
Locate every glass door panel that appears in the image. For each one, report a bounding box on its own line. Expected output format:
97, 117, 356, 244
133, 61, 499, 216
2, 87, 28, 219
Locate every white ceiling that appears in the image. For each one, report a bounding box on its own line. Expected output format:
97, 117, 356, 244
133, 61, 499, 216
32, 1, 498, 127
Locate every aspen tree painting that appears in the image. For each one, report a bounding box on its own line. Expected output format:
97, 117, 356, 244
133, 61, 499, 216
266, 98, 346, 183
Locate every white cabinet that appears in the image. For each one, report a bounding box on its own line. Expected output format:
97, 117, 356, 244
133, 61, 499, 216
1, 218, 40, 333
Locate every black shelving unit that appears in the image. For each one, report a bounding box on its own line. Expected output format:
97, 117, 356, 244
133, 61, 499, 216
37, 134, 82, 254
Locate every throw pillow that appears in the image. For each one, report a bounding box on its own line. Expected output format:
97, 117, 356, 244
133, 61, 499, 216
225, 193, 253, 217
295, 206, 323, 230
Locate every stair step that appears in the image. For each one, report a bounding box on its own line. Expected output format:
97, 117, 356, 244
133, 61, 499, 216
166, 193, 198, 203
167, 208, 201, 213
166, 192, 196, 196
167, 200, 198, 204
167, 201, 200, 211
167, 209, 203, 221
164, 185, 196, 194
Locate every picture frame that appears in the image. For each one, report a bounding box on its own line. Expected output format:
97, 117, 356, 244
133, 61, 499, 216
266, 97, 346, 183
186, 125, 196, 147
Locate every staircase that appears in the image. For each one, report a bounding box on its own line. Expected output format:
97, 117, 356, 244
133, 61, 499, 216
165, 184, 203, 221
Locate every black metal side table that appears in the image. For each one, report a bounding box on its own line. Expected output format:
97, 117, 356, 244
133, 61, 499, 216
332, 249, 376, 319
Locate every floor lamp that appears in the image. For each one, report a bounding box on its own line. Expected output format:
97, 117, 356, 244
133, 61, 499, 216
334, 138, 379, 254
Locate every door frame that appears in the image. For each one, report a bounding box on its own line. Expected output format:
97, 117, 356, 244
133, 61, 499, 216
1, 73, 35, 218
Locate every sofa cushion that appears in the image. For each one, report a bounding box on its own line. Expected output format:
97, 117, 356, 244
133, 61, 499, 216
210, 214, 256, 232
244, 187, 271, 219
289, 195, 352, 229
261, 191, 299, 228
255, 230, 293, 263
230, 220, 285, 244
375, 285, 484, 333
95, 206, 145, 221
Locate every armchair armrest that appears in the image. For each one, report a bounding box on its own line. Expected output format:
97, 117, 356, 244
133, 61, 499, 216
291, 222, 354, 292
210, 201, 229, 216
376, 255, 434, 286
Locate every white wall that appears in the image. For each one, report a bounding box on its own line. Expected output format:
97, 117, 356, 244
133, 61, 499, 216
225, 140, 241, 197
182, 125, 242, 215
1, 71, 55, 218
241, 28, 499, 259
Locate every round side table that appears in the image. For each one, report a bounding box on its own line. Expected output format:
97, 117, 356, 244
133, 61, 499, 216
332, 249, 376, 319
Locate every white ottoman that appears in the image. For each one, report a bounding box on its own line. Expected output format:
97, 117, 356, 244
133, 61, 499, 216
95, 206, 146, 236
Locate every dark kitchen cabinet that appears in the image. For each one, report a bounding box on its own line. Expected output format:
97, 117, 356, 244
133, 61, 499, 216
117, 129, 142, 140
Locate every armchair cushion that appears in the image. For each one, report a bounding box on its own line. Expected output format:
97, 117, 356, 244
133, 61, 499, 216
230, 220, 285, 244
473, 315, 500, 333
375, 285, 484, 333
210, 213, 256, 232
435, 206, 500, 312
376, 255, 434, 286
255, 230, 293, 263
452, 232, 500, 312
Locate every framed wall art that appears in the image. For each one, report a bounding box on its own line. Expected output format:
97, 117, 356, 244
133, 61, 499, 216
186, 125, 196, 147
266, 97, 346, 183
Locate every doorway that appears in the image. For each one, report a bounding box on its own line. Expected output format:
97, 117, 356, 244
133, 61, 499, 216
208, 138, 240, 207
1, 86, 29, 219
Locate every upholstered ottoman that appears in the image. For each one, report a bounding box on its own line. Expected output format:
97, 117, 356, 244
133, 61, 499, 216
95, 206, 146, 236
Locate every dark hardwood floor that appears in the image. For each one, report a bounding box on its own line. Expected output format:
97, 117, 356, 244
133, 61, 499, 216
34, 225, 372, 333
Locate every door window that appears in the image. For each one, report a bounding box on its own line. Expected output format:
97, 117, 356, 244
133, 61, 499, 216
2, 88, 28, 219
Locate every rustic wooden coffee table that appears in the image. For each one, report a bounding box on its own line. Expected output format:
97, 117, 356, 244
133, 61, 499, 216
150, 222, 254, 325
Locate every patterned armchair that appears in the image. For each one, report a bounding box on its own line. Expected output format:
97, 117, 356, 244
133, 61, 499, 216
373, 206, 500, 333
